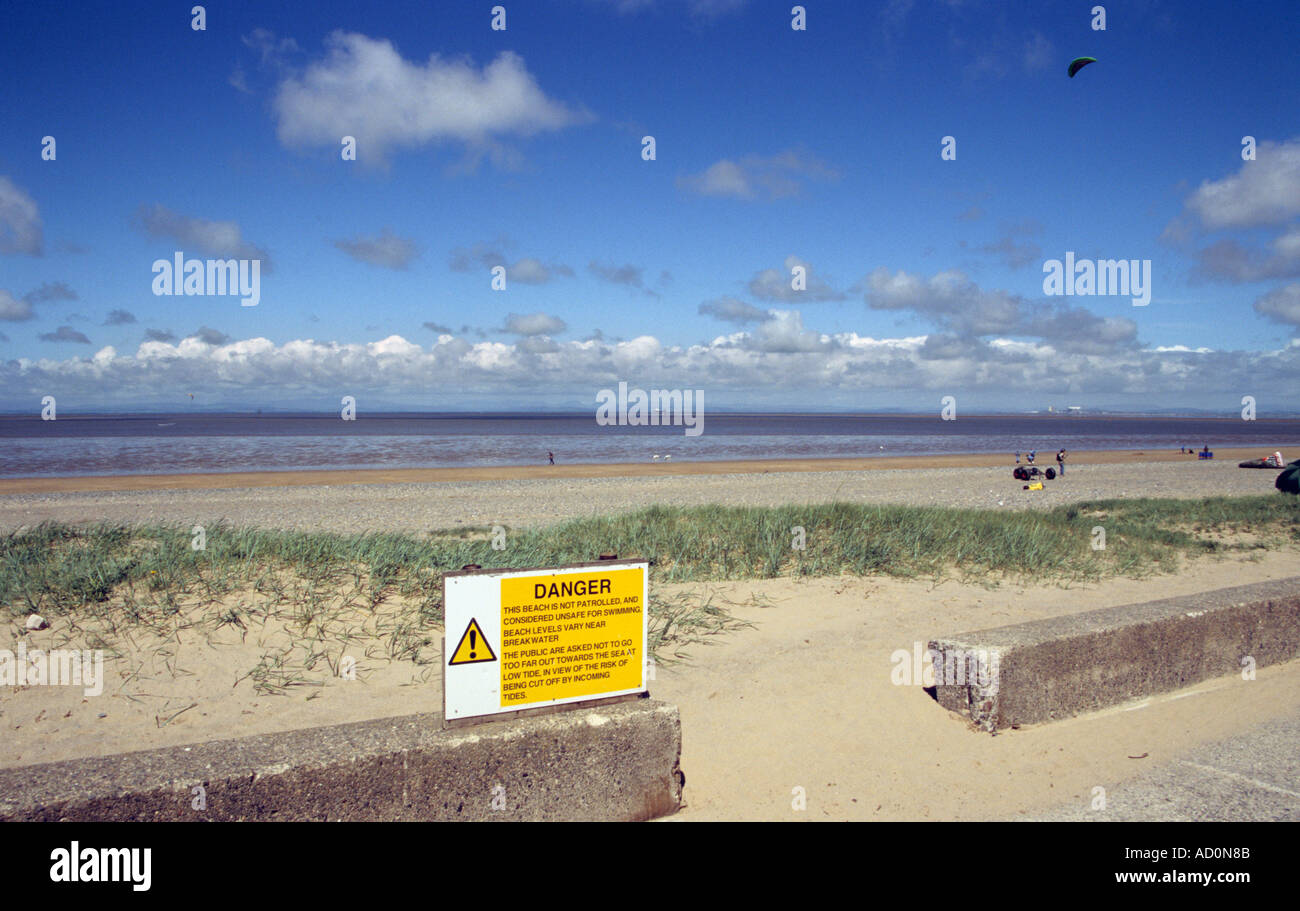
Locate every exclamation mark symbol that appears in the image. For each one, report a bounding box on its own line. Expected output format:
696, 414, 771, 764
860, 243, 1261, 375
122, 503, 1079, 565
470, 629, 477, 660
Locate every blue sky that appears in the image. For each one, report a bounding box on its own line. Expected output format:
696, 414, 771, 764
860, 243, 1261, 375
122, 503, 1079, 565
2, 0, 1299, 412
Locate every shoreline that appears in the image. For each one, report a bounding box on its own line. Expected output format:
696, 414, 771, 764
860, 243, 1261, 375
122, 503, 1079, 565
0, 445, 1290, 495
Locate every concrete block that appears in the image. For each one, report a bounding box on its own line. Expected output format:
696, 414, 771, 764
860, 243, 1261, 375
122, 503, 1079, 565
0, 698, 683, 821
928, 577, 1300, 731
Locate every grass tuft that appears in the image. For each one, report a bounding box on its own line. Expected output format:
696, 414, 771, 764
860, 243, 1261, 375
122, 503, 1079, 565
3, 494, 1296, 690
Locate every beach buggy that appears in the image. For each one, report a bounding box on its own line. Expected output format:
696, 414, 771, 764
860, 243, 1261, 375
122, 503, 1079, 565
1012, 464, 1055, 481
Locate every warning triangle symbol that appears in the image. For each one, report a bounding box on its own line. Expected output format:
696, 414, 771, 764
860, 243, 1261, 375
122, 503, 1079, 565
448, 618, 497, 666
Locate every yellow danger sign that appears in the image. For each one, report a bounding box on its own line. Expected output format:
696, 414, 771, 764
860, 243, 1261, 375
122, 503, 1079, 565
448, 618, 497, 666
499, 566, 644, 708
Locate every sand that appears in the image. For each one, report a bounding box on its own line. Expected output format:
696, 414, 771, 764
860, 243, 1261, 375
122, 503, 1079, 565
0, 446, 1279, 495
653, 552, 1300, 821
3, 448, 1298, 819
0, 448, 1289, 534
4, 550, 1298, 820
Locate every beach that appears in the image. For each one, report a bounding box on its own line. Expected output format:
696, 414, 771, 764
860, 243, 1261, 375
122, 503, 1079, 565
5, 549, 1300, 820
4, 446, 1299, 821
0, 447, 1288, 533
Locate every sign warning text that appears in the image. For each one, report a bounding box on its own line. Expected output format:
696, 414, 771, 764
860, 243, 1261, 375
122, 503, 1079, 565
499, 567, 644, 706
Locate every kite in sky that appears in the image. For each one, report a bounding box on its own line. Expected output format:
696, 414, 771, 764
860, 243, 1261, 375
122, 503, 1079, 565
1068, 56, 1097, 78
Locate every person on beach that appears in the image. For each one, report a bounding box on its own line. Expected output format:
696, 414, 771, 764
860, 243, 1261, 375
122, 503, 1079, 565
1056, 448, 1066, 475
1015, 451, 1021, 464
1027, 450, 1035, 464
547, 451, 555, 465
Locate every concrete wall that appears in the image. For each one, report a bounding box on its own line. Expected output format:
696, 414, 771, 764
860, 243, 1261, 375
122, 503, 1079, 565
929, 577, 1300, 731
0, 698, 683, 821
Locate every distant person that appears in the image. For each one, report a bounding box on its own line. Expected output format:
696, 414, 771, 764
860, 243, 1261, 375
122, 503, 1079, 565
1027, 450, 1036, 464
548, 451, 555, 465
1015, 451, 1021, 464
1203, 444, 1210, 455
1056, 448, 1066, 475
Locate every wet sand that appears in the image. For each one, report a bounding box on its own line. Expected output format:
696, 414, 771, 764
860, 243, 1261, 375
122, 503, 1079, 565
0, 450, 1288, 535
0, 446, 1280, 495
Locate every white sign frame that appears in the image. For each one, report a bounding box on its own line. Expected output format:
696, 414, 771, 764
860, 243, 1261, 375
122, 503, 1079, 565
442, 560, 650, 726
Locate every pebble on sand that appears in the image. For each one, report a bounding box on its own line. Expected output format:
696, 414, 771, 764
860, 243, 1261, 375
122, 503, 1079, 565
25, 614, 48, 631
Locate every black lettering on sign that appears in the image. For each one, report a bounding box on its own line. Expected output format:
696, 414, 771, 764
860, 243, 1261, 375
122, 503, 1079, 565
533, 577, 617, 600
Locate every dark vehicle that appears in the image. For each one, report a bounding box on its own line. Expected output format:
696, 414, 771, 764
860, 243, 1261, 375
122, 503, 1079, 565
1013, 465, 1055, 481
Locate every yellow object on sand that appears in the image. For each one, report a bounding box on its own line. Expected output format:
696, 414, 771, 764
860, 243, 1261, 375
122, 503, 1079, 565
1028, 482, 1043, 491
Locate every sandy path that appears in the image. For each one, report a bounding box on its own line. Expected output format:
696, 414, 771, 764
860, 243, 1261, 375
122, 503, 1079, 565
651, 551, 1300, 821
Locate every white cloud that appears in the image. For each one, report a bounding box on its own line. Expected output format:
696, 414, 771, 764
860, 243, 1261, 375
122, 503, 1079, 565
864, 266, 1139, 352
273, 34, 590, 163
977, 221, 1044, 269
24, 281, 77, 303
748, 255, 846, 301
5, 326, 1300, 409
1255, 282, 1300, 329
511, 258, 568, 284
699, 296, 769, 324
135, 204, 272, 270
588, 261, 644, 287
677, 150, 840, 200
228, 67, 252, 94
0, 177, 43, 256
1182, 138, 1300, 229
678, 160, 752, 198
865, 267, 1019, 335
335, 229, 419, 269
38, 325, 91, 344
1195, 235, 1300, 283
449, 244, 572, 283
751, 310, 828, 353
0, 289, 34, 321
242, 28, 301, 67
191, 326, 232, 346
503, 312, 567, 336
1169, 142, 1300, 321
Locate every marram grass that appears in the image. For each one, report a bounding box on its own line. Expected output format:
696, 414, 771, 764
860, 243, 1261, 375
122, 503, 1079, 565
2, 495, 1297, 682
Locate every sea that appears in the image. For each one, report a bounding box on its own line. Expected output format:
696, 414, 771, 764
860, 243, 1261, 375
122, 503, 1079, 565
2, 412, 1300, 479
